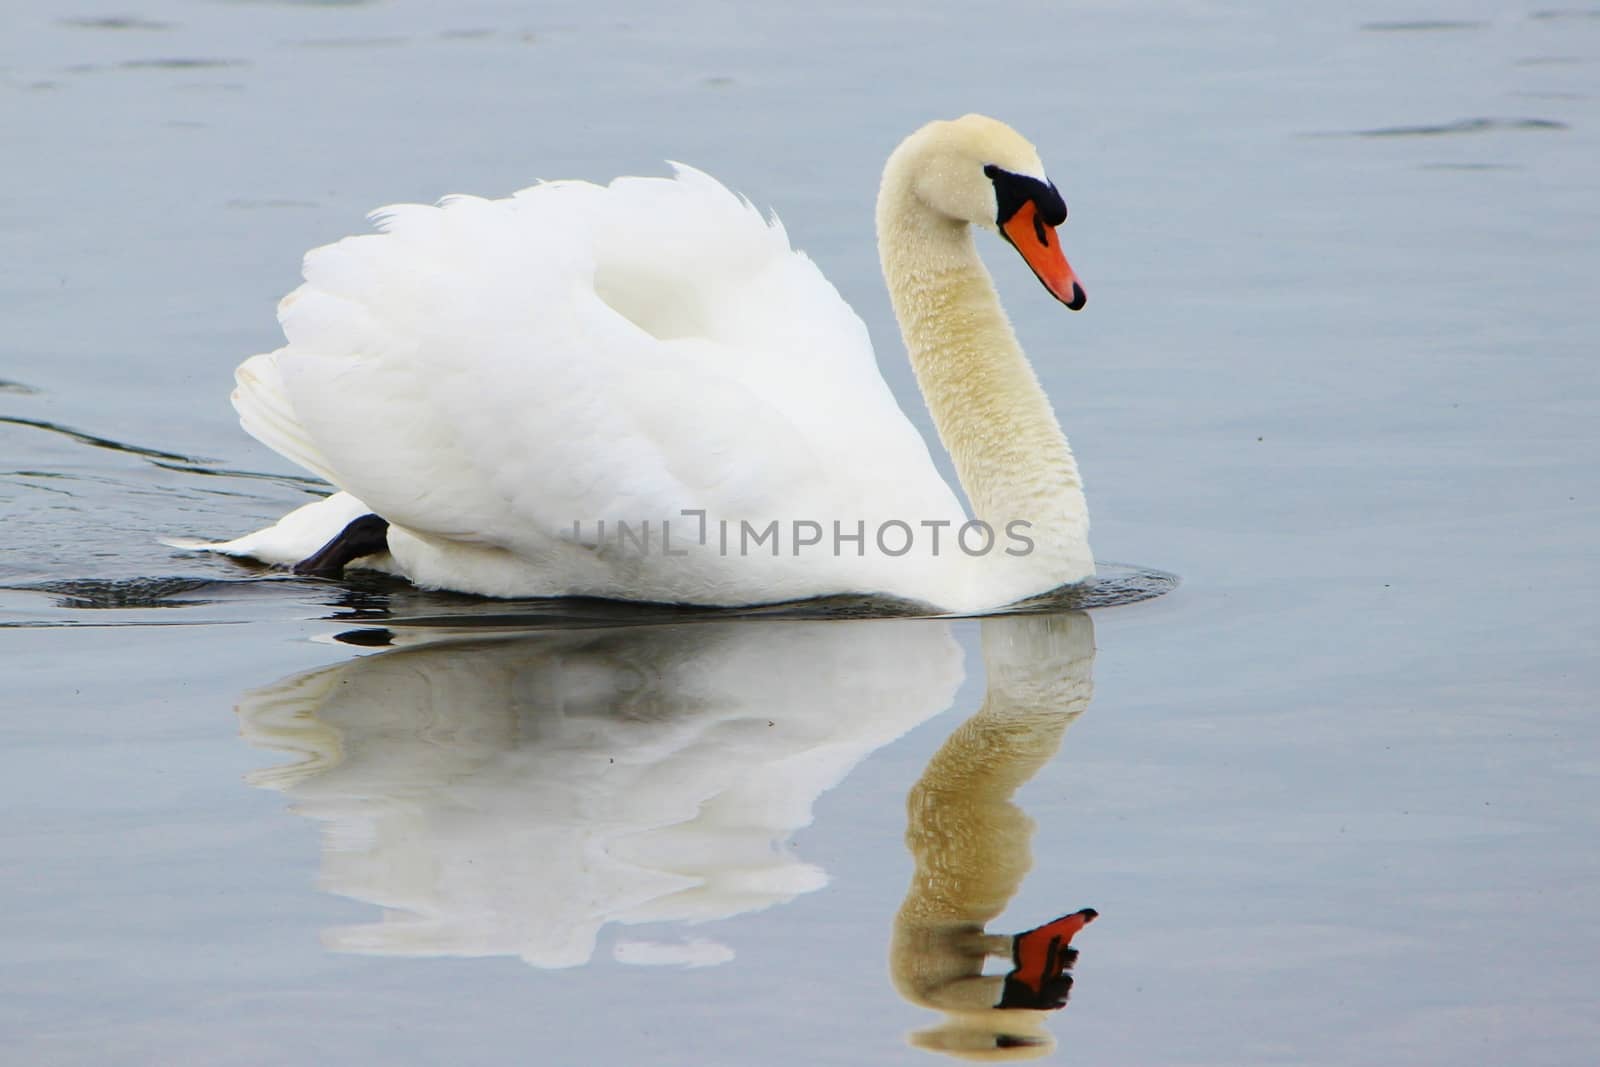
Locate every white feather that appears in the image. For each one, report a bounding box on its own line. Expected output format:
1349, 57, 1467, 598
218, 166, 964, 604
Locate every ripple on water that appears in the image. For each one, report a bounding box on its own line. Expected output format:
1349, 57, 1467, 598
0, 414, 214, 464
2, 563, 1179, 633
309, 563, 1180, 640
226, 198, 321, 210
215, 0, 381, 7
118, 58, 250, 71
1361, 20, 1485, 32
57, 16, 175, 31
1529, 8, 1600, 21
289, 37, 412, 49
0, 411, 330, 616
13, 576, 235, 610
1420, 162, 1522, 171
1350, 117, 1569, 138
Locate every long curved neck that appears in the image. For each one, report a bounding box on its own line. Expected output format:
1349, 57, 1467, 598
876, 171, 1092, 594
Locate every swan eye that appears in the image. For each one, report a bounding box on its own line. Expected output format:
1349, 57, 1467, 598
984, 164, 1069, 228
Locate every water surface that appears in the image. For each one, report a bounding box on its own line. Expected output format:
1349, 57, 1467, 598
2, 1, 1598, 1064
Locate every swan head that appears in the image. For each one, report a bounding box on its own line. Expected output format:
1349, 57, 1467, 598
885, 114, 1085, 310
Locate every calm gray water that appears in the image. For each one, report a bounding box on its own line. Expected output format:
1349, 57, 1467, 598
3, 1, 1598, 1064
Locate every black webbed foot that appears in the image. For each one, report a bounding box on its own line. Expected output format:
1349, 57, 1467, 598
292, 514, 391, 578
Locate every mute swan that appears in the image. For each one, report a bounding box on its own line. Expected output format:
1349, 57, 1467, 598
201, 115, 1092, 612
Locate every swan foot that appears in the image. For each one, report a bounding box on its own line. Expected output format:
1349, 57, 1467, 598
291, 513, 390, 578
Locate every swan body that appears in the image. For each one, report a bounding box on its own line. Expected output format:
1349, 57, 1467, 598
205, 116, 1093, 611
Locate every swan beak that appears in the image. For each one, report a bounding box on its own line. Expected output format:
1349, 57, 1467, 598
1002, 200, 1086, 310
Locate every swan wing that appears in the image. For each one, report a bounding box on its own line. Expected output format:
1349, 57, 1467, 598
235, 166, 953, 558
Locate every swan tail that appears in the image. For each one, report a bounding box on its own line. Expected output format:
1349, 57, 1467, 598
170, 491, 389, 568
232, 345, 343, 485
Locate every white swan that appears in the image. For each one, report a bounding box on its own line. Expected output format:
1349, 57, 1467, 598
201, 115, 1092, 612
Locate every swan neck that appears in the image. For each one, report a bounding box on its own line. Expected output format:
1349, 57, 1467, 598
875, 171, 1092, 595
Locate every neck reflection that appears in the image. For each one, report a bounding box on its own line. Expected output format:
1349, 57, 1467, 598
893, 612, 1098, 1061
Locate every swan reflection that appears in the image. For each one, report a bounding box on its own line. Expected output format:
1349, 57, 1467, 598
893, 612, 1098, 1060
236, 609, 1100, 1054
237, 619, 962, 968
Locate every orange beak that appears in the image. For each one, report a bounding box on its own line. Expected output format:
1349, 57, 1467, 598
1001, 200, 1086, 310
